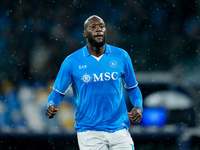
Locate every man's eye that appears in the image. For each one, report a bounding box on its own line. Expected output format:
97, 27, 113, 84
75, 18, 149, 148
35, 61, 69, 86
90, 26, 95, 29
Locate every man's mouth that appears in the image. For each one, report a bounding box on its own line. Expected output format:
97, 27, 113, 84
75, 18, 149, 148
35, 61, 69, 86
95, 35, 103, 37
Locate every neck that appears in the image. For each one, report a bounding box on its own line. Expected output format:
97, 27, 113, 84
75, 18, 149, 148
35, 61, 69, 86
87, 44, 105, 57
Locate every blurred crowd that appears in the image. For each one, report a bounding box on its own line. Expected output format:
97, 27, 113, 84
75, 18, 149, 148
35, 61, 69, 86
0, 0, 200, 132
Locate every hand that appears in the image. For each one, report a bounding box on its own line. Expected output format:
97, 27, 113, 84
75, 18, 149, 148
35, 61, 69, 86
128, 107, 143, 124
46, 105, 58, 119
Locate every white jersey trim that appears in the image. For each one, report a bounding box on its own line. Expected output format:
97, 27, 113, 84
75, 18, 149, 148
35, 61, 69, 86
124, 83, 138, 89
53, 88, 65, 95
91, 54, 104, 61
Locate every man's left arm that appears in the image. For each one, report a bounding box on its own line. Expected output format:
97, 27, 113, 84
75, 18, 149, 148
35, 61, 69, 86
126, 86, 143, 124
122, 51, 143, 123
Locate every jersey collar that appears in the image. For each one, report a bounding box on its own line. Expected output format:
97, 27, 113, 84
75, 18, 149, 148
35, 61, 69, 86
83, 43, 111, 57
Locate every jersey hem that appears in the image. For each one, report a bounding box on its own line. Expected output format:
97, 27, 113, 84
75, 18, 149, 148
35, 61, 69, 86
75, 126, 127, 133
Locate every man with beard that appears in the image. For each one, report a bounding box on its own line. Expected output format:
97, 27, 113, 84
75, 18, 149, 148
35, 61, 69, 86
46, 15, 143, 150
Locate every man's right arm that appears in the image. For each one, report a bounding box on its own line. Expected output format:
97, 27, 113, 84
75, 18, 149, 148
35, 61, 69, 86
46, 89, 65, 119
46, 56, 72, 119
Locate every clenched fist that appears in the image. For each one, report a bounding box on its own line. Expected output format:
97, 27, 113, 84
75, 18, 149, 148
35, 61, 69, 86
128, 107, 142, 124
46, 105, 58, 119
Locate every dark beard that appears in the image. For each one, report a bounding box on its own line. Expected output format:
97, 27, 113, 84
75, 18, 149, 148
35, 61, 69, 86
87, 36, 106, 47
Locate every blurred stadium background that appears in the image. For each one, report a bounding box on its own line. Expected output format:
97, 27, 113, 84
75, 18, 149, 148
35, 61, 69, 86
0, 0, 200, 149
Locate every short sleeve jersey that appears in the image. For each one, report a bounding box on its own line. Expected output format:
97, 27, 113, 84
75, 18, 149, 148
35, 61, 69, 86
53, 43, 138, 132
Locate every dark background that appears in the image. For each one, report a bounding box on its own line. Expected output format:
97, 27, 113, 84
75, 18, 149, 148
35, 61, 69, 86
0, 0, 200, 149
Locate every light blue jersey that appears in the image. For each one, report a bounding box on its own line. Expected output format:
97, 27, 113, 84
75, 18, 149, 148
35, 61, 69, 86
51, 43, 140, 132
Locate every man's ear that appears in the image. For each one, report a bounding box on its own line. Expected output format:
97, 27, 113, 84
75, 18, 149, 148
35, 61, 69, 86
83, 31, 87, 38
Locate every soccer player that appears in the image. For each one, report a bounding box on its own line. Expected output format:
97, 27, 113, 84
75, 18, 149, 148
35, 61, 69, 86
46, 15, 143, 150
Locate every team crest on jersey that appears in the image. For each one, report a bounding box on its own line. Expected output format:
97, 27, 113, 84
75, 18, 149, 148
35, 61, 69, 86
81, 73, 92, 83
109, 61, 117, 68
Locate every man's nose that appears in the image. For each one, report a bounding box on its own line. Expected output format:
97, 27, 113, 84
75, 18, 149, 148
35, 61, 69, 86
96, 25, 102, 31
